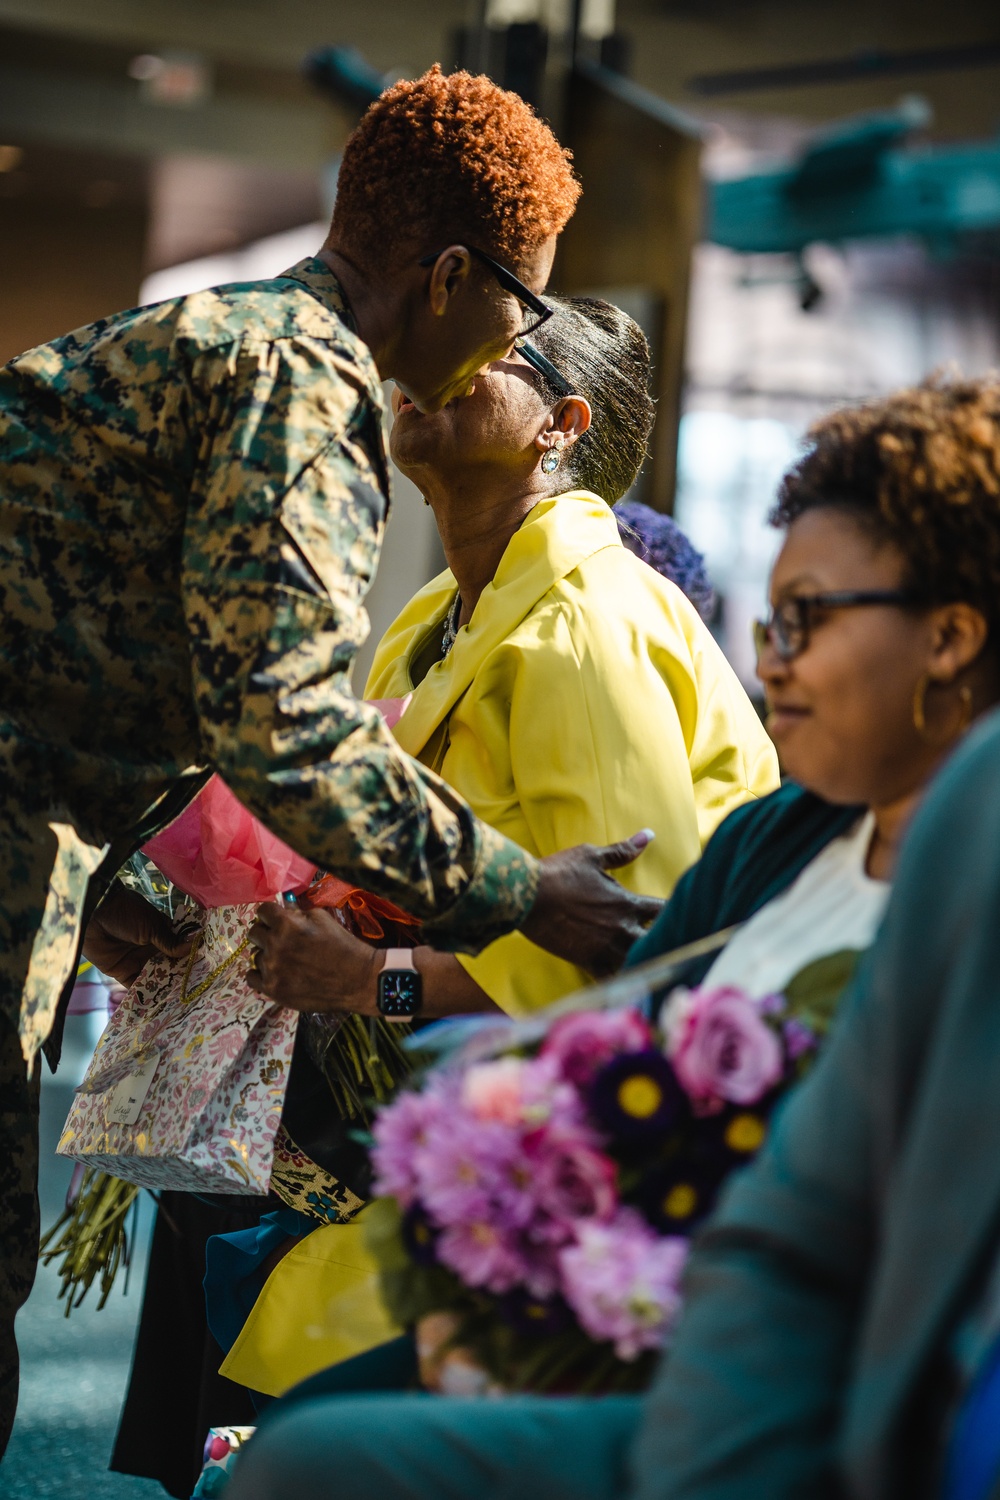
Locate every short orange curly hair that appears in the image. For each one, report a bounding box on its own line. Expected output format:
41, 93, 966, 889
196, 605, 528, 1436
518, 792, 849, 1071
772, 374, 1000, 644
330, 65, 580, 271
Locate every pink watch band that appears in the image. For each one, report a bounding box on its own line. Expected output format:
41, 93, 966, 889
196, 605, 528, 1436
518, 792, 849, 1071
381, 948, 417, 972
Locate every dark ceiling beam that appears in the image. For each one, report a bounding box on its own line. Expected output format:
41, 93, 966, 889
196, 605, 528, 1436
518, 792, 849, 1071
0, 0, 465, 75
0, 61, 332, 166
688, 41, 1000, 97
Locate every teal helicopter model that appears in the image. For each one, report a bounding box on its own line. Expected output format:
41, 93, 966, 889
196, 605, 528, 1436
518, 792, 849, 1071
708, 96, 1000, 306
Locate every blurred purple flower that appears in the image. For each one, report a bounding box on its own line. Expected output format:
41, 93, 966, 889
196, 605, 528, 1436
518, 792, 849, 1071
541, 1008, 653, 1088
497, 1287, 574, 1337
783, 1016, 817, 1061
558, 1208, 689, 1360
615, 501, 715, 621
401, 1204, 440, 1266
370, 1083, 455, 1207
436, 1218, 527, 1294
588, 1051, 687, 1141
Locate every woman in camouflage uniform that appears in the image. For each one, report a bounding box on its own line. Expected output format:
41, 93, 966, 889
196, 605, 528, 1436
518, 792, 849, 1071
0, 67, 659, 1456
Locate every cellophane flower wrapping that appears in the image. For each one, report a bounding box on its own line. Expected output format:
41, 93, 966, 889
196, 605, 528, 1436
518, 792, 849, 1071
365, 982, 826, 1394
140, 696, 412, 908
141, 775, 316, 907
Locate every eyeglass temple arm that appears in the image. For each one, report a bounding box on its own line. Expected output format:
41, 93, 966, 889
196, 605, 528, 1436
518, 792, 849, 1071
517, 339, 573, 397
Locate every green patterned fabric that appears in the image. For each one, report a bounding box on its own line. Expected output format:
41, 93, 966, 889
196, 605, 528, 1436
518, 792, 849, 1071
0, 256, 538, 1059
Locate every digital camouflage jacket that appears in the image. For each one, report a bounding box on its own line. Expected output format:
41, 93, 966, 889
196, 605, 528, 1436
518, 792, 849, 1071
0, 256, 537, 1061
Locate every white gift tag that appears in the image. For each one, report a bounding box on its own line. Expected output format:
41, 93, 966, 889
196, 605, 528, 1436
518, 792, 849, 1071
106, 1055, 160, 1126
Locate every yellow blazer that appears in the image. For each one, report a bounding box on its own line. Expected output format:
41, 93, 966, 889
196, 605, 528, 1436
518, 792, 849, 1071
366, 490, 778, 1015
222, 491, 778, 1398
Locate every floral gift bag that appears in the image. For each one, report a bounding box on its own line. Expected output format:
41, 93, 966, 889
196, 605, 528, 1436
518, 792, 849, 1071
57, 904, 297, 1193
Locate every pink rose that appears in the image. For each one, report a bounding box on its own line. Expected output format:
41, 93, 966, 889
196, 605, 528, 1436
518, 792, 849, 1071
461, 1056, 581, 1131
661, 986, 783, 1108
541, 1008, 653, 1087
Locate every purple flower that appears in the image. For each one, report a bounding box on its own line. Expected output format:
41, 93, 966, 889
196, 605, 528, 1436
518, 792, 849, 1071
497, 1287, 574, 1337
541, 1008, 653, 1088
661, 986, 784, 1110
635, 1160, 721, 1235
371, 1084, 455, 1207
416, 1114, 521, 1228
588, 1051, 687, 1141
783, 1017, 818, 1061
401, 1205, 440, 1266
558, 1208, 689, 1360
436, 1218, 527, 1294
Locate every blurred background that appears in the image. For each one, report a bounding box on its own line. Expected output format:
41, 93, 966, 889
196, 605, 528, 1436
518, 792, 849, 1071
4, 1, 1000, 682
4, 2, 1000, 1492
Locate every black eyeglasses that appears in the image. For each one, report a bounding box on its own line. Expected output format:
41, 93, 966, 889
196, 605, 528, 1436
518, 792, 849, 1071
753, 590, 920, 663
418, 245, 554, 338
516, 338, 573, 397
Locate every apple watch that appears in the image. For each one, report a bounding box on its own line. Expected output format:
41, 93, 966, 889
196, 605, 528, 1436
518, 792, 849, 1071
376, 948, 423, 1022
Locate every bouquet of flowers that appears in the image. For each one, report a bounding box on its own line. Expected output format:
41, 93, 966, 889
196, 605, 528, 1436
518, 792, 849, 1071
366, 980, 824, 1394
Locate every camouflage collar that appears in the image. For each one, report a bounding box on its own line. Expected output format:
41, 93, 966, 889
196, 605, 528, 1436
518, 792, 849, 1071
279, 255, 386, 414
278, 255, 359, 336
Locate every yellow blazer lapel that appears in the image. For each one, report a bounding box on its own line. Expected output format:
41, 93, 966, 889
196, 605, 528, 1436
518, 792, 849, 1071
387, 492, 623, 760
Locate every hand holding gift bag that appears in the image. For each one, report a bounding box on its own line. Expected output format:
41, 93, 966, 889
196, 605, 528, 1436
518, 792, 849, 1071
52, 722, 415, 1302
58, 903, 297, 1192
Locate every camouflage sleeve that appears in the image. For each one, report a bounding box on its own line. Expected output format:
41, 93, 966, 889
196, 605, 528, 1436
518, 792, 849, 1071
181, 337, 538, 951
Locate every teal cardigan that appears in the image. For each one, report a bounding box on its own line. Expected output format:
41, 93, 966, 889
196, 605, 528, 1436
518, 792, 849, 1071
632, 709, 1000, 1499
626, 782, 860, 983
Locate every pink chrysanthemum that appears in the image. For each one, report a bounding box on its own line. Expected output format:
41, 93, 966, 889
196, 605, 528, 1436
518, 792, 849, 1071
436, 1218, 528, 1295
416, 1114, 523, 1229
370, 1081, 455, 1207
558, 1208, 688, 1360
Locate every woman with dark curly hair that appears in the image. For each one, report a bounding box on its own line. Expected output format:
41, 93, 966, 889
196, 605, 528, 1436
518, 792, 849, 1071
627, 372, 1000, 983
224, 375, 1000, 1500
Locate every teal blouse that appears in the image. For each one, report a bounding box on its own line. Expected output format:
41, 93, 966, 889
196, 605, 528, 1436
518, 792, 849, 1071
625, 782, 861, 984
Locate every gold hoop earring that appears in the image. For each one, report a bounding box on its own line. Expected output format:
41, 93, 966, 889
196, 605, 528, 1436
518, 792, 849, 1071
912, 672, 974, 745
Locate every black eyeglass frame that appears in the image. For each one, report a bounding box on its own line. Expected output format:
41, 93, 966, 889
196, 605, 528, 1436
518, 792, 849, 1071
417, 244, 554, 338
753, 589, 922, 663
516, 338, 574, 398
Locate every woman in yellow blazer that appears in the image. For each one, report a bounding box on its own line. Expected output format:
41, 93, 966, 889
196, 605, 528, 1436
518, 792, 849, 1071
253, 296, 776, 1019
224, 297, 777, 1400
255, 296, 776, 1019
365, 490, 775, 1015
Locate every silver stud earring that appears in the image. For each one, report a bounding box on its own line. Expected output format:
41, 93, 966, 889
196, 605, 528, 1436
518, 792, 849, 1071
541, 450, 560, 474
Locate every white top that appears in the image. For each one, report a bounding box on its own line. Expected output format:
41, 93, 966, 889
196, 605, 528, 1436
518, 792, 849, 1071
703, 812, 890, 999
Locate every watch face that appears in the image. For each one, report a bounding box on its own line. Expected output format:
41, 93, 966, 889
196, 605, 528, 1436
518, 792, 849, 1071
377, 968, 422, 1018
